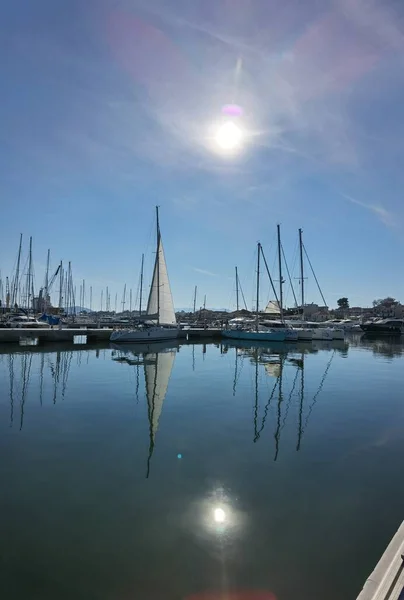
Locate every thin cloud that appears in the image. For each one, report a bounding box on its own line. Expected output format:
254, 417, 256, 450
193, 267, 218, 277
342, 193, 396, 228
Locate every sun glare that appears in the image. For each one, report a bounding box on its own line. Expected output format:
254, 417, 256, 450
213, 507, 226, 523
214, 121, 243, 151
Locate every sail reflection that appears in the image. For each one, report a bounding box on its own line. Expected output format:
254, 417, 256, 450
111, 341, 178, 478
225, 340, 338, 460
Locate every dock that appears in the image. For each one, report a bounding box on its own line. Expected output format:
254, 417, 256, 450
357, 521, 404, 600
0, 327, 223, 344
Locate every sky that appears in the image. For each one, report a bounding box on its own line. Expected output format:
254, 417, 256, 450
1, 0, 404, 311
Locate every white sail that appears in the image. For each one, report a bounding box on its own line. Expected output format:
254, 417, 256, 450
264, 300, 281, 314
146, 237, 176, 325
144, 349, 176, 444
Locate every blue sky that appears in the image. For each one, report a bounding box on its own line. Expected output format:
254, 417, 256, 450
1, 0, 404, 310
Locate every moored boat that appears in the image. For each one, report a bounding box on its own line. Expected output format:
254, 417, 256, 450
110, 208, 179, 343
360, 318, 404, 335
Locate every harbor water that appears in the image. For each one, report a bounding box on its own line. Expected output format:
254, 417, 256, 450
1, 336, 404, 600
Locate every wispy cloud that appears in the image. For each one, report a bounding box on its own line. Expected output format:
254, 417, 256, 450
192, 267, 218, 277
342, 193, 396, 228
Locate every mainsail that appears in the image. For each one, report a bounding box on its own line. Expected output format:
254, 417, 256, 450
144, 349, 176, 476
146, 237, 176, 325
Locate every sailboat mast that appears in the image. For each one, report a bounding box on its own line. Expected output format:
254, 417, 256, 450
58, 261, 63, 310
277, 225, 284, 321
101, 289, 104, 312
156, 206, 160, 325
139, 253, 144, 316
193, 285, 197, 314
44, 249, 50, 311
122, 283, 126, 312
90, 286, 92, 312
129, 288, 132, 313
256, 243, 261, 332
235, 266, 239, 312
299, 228, 304, 318
12, 233, 23, 307
27, 236, 33, 313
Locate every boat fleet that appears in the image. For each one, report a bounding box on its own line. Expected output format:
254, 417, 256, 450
108, 209, 403, 344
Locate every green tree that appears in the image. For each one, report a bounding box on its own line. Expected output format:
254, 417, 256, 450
373, 297, 398, 309
337, 297, 349, 310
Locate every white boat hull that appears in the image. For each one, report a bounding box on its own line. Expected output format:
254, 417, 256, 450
222, 329, 286, 342
110, 327, 179, 343
296, 329, 313, 341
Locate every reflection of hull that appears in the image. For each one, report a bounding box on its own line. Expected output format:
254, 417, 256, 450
361, 324, 404, 335
110, 326, 179, 343
223, 340, 296, 353
110, 340, 179, 355
311, 340, 348, 351
222, 329, 286, 342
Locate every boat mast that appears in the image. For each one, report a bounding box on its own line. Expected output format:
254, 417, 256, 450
139, 253, 144, 316
12, 233, 23, 308
156, 206, 160, 325
100, 289, 104, 312
277, 225, 284, 321
129, 288, 132, 313
235, 266, 239, 312
27, 236, 34, 313
122, 283, 126, 312
90, 286, 92, 312
193, 285, 197, 314
299, 228, 304, 319
58, 261, 63, 311
44, 249, 50, 312
256, 242, 261, 332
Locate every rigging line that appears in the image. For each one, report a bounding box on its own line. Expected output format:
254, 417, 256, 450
238, 277, 248, 311
260, 245, 281, 309
303, 350, 336, 434
254, 363, 279, 443
280, 364, 300, 431
302, 243, 327, 307
281, 242, 298, 308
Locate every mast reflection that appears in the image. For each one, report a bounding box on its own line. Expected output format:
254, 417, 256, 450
226, 340, 338, 460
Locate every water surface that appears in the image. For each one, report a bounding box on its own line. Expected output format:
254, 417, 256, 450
1, 337, 404, 600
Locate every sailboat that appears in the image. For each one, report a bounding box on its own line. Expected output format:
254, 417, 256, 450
110, 207, 179, 343
222, 243, 286, 342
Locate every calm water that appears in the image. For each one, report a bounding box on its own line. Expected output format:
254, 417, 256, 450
1, 337, 404, 600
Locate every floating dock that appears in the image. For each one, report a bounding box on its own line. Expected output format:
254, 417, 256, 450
357, 521, 404, 600
0, 327, 223, 344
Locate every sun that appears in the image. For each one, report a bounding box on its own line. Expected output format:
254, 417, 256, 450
214, 121, 243, 151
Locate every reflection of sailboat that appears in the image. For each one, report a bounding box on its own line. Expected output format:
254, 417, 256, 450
111, 340, 177, 478
145, 348, 176, 478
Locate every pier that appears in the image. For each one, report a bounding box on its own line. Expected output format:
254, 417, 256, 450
0, 327, 223, 344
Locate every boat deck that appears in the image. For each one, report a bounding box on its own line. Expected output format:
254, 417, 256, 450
357, 521, 404, 600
